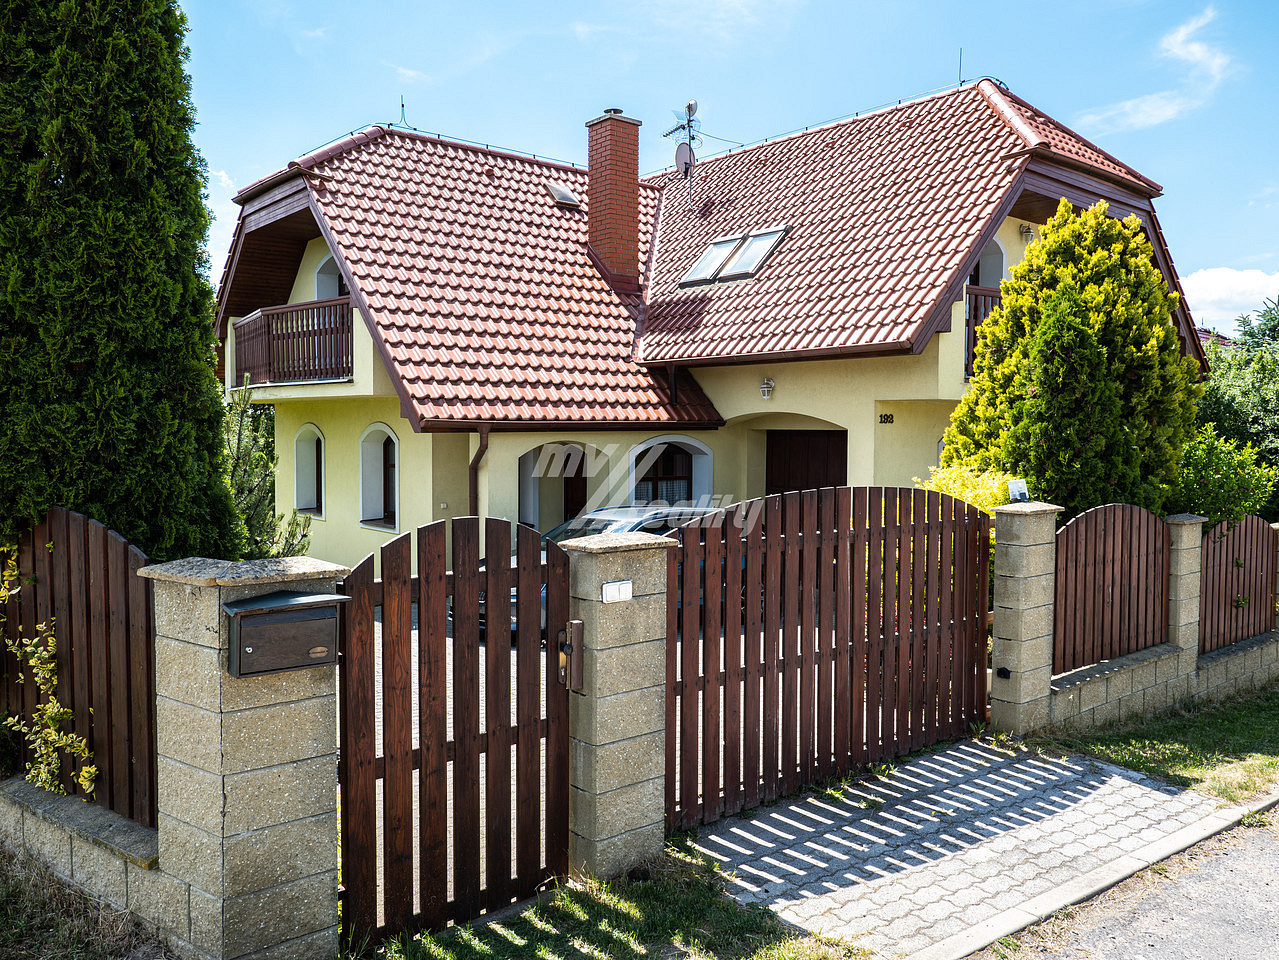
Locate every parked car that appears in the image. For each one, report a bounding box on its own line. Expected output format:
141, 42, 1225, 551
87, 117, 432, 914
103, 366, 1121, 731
466, 505, 722, 640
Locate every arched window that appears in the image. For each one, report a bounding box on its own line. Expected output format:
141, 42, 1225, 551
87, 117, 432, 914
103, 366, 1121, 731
359, 424, 398, 528
316, 255, 349, 300
629, 436, 713, 507
968, 237, 1007, 288
294, 424, 324, 515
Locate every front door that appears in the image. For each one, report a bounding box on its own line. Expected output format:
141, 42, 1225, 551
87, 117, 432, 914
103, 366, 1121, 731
765, 429, 847, 495
563, 456, 587, 520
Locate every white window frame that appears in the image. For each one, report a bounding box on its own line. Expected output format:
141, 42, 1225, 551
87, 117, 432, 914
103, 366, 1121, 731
628, 435, 714, 507
358, 422, 399, 532
294, 423, 325, 518
315, 254, 347, 301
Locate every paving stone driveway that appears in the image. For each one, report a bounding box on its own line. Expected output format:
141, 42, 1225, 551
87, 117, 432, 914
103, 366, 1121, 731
692, 741, 1222, 958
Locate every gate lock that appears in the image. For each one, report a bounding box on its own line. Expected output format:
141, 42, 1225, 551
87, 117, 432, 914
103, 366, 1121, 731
558, 620, 584, 691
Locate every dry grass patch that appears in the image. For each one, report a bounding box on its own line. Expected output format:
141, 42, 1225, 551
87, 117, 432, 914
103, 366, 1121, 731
0, 842, 172, 960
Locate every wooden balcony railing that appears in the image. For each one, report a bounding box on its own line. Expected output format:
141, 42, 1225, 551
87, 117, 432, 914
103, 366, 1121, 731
965, 285, 1001, 378
232, 296, 353, 386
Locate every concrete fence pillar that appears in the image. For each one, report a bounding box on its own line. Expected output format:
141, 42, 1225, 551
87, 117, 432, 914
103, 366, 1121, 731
139, 557, 348, 960
560, 533, 670, 879
989, 501, 1061, 734
1167, 514, 1207, 679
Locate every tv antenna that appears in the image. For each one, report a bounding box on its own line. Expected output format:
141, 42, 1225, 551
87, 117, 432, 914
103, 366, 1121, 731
662, 99, 701, 206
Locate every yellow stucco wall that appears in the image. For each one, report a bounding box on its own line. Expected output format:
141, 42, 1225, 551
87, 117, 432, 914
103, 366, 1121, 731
253, 218, 1040, 569
224, 237, 398, 401
274, 397, 430, 570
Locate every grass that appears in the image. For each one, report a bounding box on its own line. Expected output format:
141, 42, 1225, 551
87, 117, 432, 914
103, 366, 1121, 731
1032, 680, 1279, 803
377, 839, 870, 960
0, 842, 170, 960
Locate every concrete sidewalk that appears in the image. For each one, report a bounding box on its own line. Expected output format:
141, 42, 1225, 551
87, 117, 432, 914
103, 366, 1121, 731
691, 740, 1251, 959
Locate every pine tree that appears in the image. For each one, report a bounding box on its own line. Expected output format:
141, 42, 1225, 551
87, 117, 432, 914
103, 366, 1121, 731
942, 199, 1201, 516
0, 0, 242, 560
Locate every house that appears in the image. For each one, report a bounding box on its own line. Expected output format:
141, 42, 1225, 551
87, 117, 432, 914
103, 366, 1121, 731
214, 79, 1206, 569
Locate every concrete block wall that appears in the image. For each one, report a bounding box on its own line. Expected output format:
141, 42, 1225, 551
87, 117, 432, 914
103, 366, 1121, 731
992, 504, 1279, 736
561, 531, 670, 878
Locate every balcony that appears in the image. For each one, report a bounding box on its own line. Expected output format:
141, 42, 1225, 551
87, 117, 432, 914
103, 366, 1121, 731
232, 297, 353, 386
965, 285, 1001, 378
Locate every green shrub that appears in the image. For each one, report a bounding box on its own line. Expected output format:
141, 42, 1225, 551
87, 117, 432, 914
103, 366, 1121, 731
914, 465, 1016, 517
942, 198, 1201, 518
1198, 344, 1279, 520
1167, 424, 1279, 527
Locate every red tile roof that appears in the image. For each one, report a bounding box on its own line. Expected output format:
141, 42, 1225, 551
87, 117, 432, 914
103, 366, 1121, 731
985, 85, 1162, 195
637, 81, 1170, 365
223, 81, 1186, 424
295, 127, 720, 426
638, 84, 1027, 363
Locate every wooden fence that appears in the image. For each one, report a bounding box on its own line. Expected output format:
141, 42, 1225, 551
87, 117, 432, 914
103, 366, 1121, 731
1053, 504, 1169, 674
232, 295, 353, 385
666, 487, 991, 831
0, 508, 155, 827
1200, 515, 1278, 654
338, 518, 569, 943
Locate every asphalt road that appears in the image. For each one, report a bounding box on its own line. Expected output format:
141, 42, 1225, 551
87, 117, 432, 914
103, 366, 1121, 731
971, 814, 1279, 960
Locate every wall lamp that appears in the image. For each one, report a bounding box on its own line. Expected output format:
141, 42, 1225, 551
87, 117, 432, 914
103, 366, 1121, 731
760, 377, 775, 400
1019, 223, 1035, 243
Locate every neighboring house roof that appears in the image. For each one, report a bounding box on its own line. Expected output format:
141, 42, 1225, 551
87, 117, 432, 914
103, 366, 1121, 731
216, 79, 1203, 430
637, 81, 1177, 365
1196, 326, 1238, 350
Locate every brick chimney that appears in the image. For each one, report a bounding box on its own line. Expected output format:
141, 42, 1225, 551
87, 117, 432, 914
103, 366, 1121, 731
586, 108, 642, 291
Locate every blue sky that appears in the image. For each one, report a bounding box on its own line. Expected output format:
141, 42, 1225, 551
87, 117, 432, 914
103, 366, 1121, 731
184, 0, 1278, 331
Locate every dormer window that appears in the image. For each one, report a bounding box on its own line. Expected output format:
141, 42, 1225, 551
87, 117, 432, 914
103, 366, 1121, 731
679, 226, 788, 286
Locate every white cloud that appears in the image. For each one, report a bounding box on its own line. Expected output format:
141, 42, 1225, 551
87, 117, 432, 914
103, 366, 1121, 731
1181, 267, 1279, 332
299, 27, 327, 40
1077, 6, 1230, 134
382, 60, 430, 83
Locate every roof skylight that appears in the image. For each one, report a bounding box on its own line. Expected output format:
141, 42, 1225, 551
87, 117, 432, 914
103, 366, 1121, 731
681, 236, 742, 284
719, 228, 787, 279
679, 226, 789, 286
546, 182, 581, 209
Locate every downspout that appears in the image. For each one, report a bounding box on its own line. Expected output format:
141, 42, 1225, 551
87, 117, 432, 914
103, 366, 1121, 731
468, 426, 490, 517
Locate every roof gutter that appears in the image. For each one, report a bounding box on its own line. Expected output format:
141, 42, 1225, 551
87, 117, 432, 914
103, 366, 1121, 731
468, 426, 490, 516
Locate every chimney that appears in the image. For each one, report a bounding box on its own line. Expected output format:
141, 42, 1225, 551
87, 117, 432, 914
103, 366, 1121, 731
586, 107, 642, 291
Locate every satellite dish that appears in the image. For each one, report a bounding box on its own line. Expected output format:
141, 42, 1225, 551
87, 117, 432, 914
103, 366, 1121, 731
675, 142, 695, 179
686, 99, 698, 119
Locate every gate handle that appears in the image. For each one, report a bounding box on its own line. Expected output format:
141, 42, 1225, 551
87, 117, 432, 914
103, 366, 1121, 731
558, 620, 584, 691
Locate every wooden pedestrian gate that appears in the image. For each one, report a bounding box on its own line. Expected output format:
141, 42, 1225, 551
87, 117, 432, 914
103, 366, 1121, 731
338, 518, 570, 943
666, 487, 991, 829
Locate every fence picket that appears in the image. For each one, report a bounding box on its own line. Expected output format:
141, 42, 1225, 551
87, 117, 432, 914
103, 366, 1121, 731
381, 534, 414, 930
418, 522, 449, 928
484, 520, 512, 909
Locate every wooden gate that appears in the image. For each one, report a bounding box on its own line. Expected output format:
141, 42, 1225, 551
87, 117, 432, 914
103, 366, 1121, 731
338, 518, 570, 943
1, 507, 155, 827
665, 487, 990, 830
1200, 515, 1278, 654
1053, 504, 1169, 674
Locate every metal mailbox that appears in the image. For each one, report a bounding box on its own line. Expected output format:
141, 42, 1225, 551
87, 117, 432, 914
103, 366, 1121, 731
222, 590, 350, 678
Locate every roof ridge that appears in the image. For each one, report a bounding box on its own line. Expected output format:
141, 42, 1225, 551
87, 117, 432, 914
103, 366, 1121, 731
643, 83, 982, 181
975, 79, 1046, 150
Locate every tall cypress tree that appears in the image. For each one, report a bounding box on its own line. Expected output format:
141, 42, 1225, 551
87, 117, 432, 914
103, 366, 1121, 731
0, 0, 242, 560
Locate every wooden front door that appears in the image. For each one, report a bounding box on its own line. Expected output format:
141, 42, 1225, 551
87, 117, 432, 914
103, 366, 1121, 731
563, 456, 587, 520
765, 429, 847, 495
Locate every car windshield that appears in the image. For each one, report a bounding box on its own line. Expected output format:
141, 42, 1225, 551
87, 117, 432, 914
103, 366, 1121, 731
541, 515, 625, 545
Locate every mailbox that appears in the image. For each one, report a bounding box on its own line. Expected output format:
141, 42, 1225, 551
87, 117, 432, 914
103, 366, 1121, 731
222, 590, 350, 678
